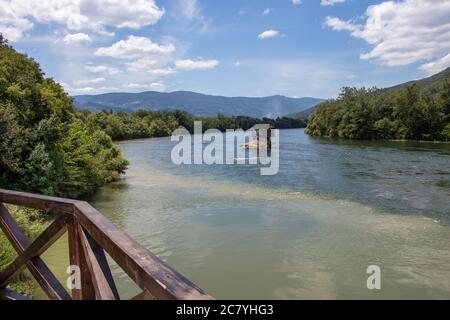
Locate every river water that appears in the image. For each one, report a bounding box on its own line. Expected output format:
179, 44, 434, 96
41, 129, 450, 299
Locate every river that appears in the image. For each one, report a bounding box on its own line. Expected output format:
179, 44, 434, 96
40, 129, 450, 299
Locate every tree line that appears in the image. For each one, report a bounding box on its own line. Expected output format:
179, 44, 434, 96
306, 82, 450, 141
77, 109, 306, 142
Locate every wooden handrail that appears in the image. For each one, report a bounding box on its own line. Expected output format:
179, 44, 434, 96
0, 188, 213, 300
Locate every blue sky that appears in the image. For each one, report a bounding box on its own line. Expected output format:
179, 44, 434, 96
2, 0, 450, 98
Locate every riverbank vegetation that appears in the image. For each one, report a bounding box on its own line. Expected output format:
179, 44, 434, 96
0, 36, 129, 199
306, 79, 450, 141
77, 109, 306, 142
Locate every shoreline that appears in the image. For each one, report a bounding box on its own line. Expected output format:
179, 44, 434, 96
113, 127, 308, 144
306, 134, 450, 144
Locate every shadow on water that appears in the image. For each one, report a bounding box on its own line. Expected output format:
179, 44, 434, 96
309, 135, 450, 155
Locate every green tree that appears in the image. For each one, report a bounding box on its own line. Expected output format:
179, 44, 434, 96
306, 82, 448, 141
0, 39, 128, 198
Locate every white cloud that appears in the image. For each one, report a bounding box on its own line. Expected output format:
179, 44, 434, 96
74, 86, 118, 93
149, 81, 166, 91
324, 0, 450, 71
63, 33, 92, 45
346, 74, 358, 80
0, 0, 165, 41
420, 53, 450, 75
324, 17, 357, 32
84, 65, 122, 75
60, 82, 71, 90
95, 36, 175, 59
125, 58, 176, 75
126, 81, 166, 91
175, 59, 219, 70
233, 61, 241, 66
147, 68, 177, 75
258, 30, 279, 39
126, 83, 148, 89
0, 20, 33, 42
79, 0, 164, 29
291, 0, 302, 5
177, 0, 208, 32
263, 8, 272, 16
74, 77, 105, 85
321, 0, 345, 6
179, 0, 200, 19
126, 58, 159, 72
74, 87, 97, 93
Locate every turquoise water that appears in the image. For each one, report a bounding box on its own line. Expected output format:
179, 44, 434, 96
42, 129, 450, 299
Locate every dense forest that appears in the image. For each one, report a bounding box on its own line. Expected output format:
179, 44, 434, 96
306, 80, 450, 141
0, 36, 129, 199
78, 109, 306, 141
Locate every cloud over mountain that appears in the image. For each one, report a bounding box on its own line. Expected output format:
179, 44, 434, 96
325, 0, 450, 73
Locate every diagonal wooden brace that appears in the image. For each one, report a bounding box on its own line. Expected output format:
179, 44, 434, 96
0, 204, 71, 300
79, 226, 120, 300
0, 214, 67, 287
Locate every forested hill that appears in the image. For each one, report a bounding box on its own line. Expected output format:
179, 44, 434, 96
290, 68, 450, 121
73, 91, 324, 119
286, 106, 316, 120
387, 67, 450, 93
305, 68, 450, 141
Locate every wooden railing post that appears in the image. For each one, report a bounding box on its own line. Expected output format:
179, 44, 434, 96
67, 219, 96, 300
78, 226, 120, 300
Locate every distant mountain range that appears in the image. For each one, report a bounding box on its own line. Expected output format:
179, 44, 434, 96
288, 67, 450, 120
73, 91, 324, 119
73, 68, 450, 120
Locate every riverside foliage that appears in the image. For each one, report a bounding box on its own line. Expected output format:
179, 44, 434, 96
0, 37, 129, 199
77, 109, 306, 142
306, 81, 450, 141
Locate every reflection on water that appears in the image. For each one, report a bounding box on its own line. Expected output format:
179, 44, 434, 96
40, 129, 450, 299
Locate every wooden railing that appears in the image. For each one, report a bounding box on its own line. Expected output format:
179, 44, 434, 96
0, 189, 213, 300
